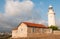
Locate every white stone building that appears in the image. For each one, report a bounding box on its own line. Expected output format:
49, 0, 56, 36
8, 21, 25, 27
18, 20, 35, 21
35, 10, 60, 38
12, 22, 52, 38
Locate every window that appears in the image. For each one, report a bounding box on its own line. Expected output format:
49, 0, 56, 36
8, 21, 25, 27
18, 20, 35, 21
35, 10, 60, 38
21, 28, 23, 31
32, 27, 35, 32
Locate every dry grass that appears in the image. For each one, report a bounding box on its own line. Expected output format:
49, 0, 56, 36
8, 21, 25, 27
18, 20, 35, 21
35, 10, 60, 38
11, 34, 60, 39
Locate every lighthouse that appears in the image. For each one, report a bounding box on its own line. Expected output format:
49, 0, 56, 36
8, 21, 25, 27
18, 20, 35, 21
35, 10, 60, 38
48, 5, 56, 26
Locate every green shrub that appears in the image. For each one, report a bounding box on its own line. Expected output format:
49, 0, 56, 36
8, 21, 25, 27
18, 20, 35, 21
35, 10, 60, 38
49, 25, 58, 30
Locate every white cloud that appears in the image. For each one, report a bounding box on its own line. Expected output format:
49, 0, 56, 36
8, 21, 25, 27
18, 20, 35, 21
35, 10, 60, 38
0, 0, 34, 31
5, 0, 34, 16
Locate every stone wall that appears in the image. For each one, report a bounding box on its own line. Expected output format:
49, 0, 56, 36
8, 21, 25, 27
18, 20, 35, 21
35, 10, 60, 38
12, 23, 28, 38
27, 27, 44, 34
27, 27, 52, 37
43, 29, 52, 34
53, 30, 60, 34
12, 30, 18, 38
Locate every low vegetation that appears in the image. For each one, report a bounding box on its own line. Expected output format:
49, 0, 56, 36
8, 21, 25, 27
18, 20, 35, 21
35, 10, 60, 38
48, 25, 58, 30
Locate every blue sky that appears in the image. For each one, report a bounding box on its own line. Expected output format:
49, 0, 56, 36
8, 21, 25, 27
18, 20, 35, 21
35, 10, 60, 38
32, 0, 60, 20
0, 0, 60, 20
0, 0, 60, 31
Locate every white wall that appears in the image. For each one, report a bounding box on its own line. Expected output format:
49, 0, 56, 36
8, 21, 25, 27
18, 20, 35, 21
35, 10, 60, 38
17, 23, 27, 37
12, 23, 28, 38
12, 30, 18, 38
48, 6, 56, 26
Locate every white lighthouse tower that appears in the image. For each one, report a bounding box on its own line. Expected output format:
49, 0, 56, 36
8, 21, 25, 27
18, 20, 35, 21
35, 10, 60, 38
48, 5, 56, 26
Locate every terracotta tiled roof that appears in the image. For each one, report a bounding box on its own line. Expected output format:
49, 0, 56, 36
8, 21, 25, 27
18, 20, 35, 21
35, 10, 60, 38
13, 22, 48, 30
23, 22, 47, 28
